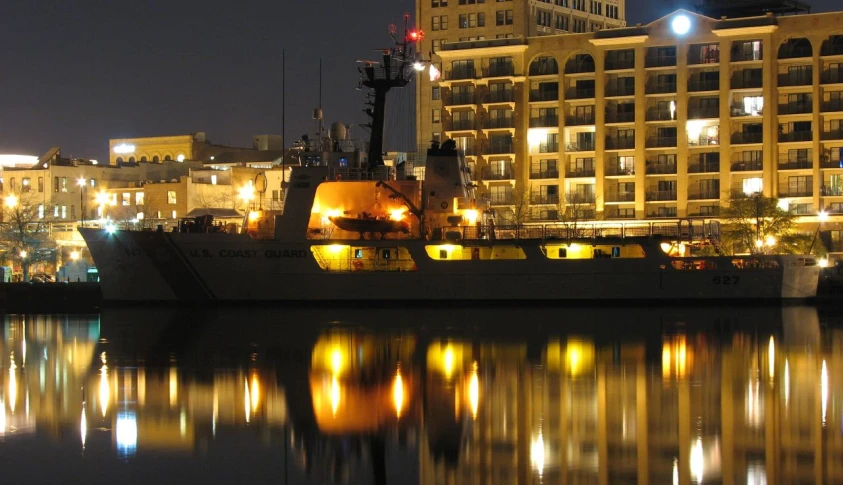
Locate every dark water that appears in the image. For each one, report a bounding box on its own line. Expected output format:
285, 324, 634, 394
0, 304, 840, 484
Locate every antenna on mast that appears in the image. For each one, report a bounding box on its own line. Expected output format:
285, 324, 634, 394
313, 59, 324, 149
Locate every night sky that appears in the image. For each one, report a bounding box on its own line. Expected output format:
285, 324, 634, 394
0, 0, 837, 161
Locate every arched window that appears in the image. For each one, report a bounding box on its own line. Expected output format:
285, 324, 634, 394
140, 156, 148, 162
529, 56, 558, 76
164, 155, 172, 161
116, 157, 124, 164
152, 155, 160, 162
128, 156, 136, 163
778, 38, 812, 59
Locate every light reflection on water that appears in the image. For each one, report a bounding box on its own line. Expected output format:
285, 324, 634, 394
0, 305, 839, 484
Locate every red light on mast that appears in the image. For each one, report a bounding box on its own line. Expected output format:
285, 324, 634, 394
407, 30, 424, 42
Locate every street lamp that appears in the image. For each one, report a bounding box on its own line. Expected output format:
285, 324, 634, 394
239, 184, 255, 211
77, 178, 86, 226
4, 194, 18, 208
70, 250, 80, 261
809, 210, 830, 254
19, 250, 27, 259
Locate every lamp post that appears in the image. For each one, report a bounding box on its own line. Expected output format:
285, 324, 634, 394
77, 178, 86, 226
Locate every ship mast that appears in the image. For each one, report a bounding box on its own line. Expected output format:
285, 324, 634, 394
360, 15, 422, 172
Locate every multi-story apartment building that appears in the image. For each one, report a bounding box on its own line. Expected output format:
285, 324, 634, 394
417, 8, 843, 257
416, 0, 627, 151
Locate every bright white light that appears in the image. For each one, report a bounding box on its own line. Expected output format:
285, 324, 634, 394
468, 362, 479, 420
527, 128, 549, 146
765, 235, 776, 247
18, 250, 27, 259
530, 432, 545, 475
413, 61, 425, 72
429, 63, 441, 82
822, 360, 828, 427
113, 144, 135, 154
70, 250, 80, 261
691, 438, 704, 483
819, 210, 829, 222
777, 198, 790, 211
115, 412, 138, 455
176, 154, 185, 162
819, 258, 829, 268
768, 336, 775, 381
105, 223, 116, 234
672, 15, 691, 35
80, 406, 87, 449
77, 177, 86, 187
0, 154, 38, 167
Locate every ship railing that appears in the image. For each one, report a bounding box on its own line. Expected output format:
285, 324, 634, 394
433, 220, 716, 243
329, 166, 396, 181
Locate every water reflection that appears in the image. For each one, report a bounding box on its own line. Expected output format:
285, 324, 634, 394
0, 305, 840, 484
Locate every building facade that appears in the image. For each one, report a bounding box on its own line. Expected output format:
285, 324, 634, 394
108, 132, 282, 165
417, 9, 843, 257
416, 0, 627, 151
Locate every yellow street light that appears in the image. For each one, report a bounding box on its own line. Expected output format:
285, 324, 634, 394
765, 235, 776, 247
77, 177, 86, 187
70, 250, 80, 261
819, 210, 829, 222
19, 250, 27, 259
4, 194, 18, 208
95, 190, 110, 206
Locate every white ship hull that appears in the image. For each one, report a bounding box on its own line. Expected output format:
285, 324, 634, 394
80, 229, 820, 302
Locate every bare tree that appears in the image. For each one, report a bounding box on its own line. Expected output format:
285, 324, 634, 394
0, 191, 57, 281
558, 190, 598, 237
510, 188, 531, 238
193, 185, 235, 209
109, 192, 162, 230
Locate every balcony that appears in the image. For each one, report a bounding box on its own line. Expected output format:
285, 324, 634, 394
822, 130, 843, 140
688, 161, 720, 173
689, 50, 720, 65
645, 55, 676, 68
483, 118, 514, 129
566, 166, 595, 178
605, 208, 636, 219
564, 57, 595, 74
605, 162, 635, 176
645, 83, 677, 95
531, 194, 560, 205
605, 190, 636, 202
731, 74, 763, 89
606, 111, 635, 124
646, 110, 675, 122
822, 185, 843, 196
529, 62, 559, 76
605, 57, 635, 71
688, 189, 721, 200
530, 170, 559, 180
645, 163, 677, 175
606, 84, 635, 97
731, 159, 763, 171
778, 186, 813, 197
821, 157, 843, 169
445, 93, 475, 106
646, 137, 677, 148
566, 192, 596, 203
779, 131, 813, 143
778, 103, 812, 115
778, 72, 812, 87
530, 116, 559, 128
605, 137, 636, 150
449, 119, 476, 131
778, 43, 812, 60
482, 142, 514, 155
646, 190, 677, 201
822, 99, 843, 112
482, 91, 515, 104
530, 90, 559, 102
688, 207, 720, 217
566, 88, 595, 100
447, 67, 476, 80
822, 70, 843, 84
731, 105, 762, 117
778, 154, 812, 170
490, 195, 515, 205
732, 132, 763, 144
688, 133, 720, 146
688, 107, 720, 119
483, 64, 515, 77
537, 142, 559, 153
732, 49, 762, 63
565, 114, 595, 126
821, 41, 843, 57
481, 164, 514, 180
565, 141, 594, 152
688, 79, 720, 92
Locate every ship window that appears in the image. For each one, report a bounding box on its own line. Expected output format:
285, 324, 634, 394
382, 249, 390, 259
558, 248, 567, 258
440, 249, 448, 259
354, 249, 363, 259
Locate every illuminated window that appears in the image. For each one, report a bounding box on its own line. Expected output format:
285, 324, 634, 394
211, 174, 217, 185
432, 109, 441, 123
21, 177, 30, 192
742, 177, 763, 194
172, 210, 177, 219
136, 192, 144, 205
122, 193, 130, 206
61, 177, 68, 193
168, 191, 177, 205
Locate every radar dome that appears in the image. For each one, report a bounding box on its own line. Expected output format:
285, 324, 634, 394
330, 122, 347, 140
